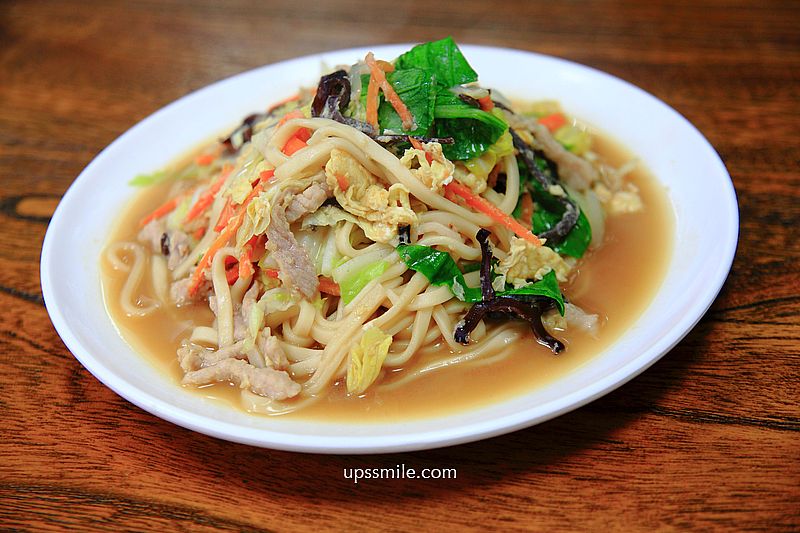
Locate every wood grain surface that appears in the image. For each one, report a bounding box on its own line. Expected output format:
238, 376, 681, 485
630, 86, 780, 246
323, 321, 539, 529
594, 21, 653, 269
1, 0, 798, 530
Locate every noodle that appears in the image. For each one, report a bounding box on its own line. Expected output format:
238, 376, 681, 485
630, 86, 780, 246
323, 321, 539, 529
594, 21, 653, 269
106, 242, 159, 317
103, 40, 645, 415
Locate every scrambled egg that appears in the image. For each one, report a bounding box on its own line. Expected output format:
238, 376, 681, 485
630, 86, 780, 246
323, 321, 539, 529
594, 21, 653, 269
399, 142, 454, 193
325, 149, 416, 243
453, 163, 488, 194
593, 182, 644, 215
496, 236, 573, 286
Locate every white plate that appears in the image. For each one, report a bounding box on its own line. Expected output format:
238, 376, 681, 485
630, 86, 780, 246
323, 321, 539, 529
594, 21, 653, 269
41, 44, 738, 453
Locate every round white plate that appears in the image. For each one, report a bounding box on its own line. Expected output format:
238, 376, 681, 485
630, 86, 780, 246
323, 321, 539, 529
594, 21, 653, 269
41, 44, 738, 453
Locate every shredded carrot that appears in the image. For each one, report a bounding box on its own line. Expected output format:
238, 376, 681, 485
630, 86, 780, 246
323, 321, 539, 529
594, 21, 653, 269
184, 168, 231, 223
277, 109, 305, 127
444, 180, 542, 246
224, 256, 239, 285
139, 197, 179, 228
443, 185, 459, 203
214, 198, 235, 232
225, 267, 238, 285
193, 226, 206, 240
238, 249, 255, 279
408, 136, 424, 151
266, 93, 300, 114
188, 180, 266, 296
366, 60, 394, 129
195, 153, 215, 166
519, 192, 534, 230
376, 59, 395, 72
365, 52, 414, 131
539, 113, 567, 132
478, 95, 495, 112
238, 234, 266, 280
408, 136, 433, 164
250, 234, 267, 263
282, 136, 307, 156
281, 127, 311, 156
188, 231, 230, 296
318, 276, 340, 296
365, 73, 380, 129
335, 174, 349, 190
263, 268, 280, 279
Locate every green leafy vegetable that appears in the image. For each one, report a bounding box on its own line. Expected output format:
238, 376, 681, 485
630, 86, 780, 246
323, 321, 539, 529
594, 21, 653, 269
359, 37, 505, 159
460, 262, 482, 274
377, 68, 436, 135
397, 244, 565, 312
129, 170, 167, 187
394, 36, 478, 88
396, 244, 482, 302
434, 91, 508, 160
499, 270, 565, 315
338, 260, 389, 305
517, 163, 592, 258
533, 206, 591, 258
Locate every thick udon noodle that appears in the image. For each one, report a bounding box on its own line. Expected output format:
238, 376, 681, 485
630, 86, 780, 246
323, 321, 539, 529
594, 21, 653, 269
105, 117, 574, 413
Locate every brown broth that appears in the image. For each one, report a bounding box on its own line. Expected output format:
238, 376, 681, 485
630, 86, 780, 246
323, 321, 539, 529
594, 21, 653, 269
101, 132, 673, 422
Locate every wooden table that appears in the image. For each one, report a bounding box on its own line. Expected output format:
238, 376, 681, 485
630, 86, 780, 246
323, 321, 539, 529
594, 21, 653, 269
2, 1, 797, 530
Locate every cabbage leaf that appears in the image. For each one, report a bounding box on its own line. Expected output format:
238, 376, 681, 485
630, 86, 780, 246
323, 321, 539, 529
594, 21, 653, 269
347, 326, 392, 395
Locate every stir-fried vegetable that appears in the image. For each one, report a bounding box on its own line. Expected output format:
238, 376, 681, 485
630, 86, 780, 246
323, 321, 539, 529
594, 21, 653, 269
444, 180, 542, 246
396, 244, 482, 302
347, 326, 392, 395
510, 128, 591, 257
453, 230, 565, 353
122, 38, 630, 406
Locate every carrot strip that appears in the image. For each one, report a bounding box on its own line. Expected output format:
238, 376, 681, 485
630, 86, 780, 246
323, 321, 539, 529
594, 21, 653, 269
214, 198, 235, 232
408, 136, 433, 164
365, 73, 380, 129
250, 234, 267, 263
188, 181, 266, 296
281, 127, 311, 156
263, 268, 280, 279
335, 174, 349, 190
477, 95, 494, 112
238, 249, 255, 279
539, 113, 567, 132
376, 59, 395, 72
238, 234, 265, 279
519, 192, 534, 230
318, 276, 340, 296
366, 60, 393, 129
408, 136, 425, 151
193, 226, 207, 240
365, 52, 414, 131
139, 197, 179, 228
444, 180, 542, 246
225, 266, 239, 285
184, 169, 230, 223
277, 109, 304, 127
224, 256, 239, 285
282, 136, 307, 156
195, 154, 215, 166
